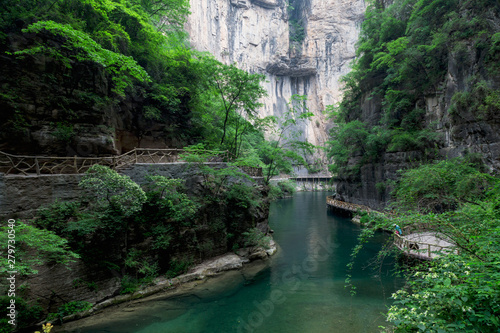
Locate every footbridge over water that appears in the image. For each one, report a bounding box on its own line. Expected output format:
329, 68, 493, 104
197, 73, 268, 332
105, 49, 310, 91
394, 227, 458, 260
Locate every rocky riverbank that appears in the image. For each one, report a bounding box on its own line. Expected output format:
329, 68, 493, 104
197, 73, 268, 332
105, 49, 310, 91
47, 240, 277, 332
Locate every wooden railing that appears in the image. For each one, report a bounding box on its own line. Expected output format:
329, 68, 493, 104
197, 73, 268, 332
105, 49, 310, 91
239, 166, 263, 177
326, 196, 372, 214
393, 232, 457, 260
0, 148, 259, 176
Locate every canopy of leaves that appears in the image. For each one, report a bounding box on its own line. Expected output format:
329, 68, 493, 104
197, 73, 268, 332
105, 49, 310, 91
79, 164, 147, 216
0, 0, 206, 145
393, 157, 494, 212
15, 20, 150, 96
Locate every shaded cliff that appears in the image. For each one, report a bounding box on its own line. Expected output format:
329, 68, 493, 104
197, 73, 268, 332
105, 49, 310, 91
0, 0, 201, 157
329, 0, 500, 210
186, 0, 365, 166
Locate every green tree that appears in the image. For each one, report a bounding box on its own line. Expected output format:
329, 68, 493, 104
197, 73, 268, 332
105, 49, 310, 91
14, 20, 151, 97
201, 57, 267, 153
79, 165, 146, 217
0, 221, 79, 277
259, 95, 314, 184
393, 158, 493, 212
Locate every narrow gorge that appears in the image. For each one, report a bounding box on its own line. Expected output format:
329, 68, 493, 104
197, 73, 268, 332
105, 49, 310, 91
2, 0, 500, 332
187, 0, 365, 167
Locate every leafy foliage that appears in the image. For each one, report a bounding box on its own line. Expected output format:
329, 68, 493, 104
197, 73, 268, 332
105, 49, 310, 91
393, 158, 494, 212
242, 227, 272, 249
0, 222, 79, 277
47, 301, 92, 322
79, 164, 147, 217
0, 0, 205, 147
14, 20, 150, 97
349, 158, 500, 332
33, 162, 269, 293
194, 56, 267, 156
0, 297, 43, 332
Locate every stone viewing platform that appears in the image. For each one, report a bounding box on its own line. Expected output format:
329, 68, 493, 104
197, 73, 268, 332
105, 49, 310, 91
394, 229, 458, 260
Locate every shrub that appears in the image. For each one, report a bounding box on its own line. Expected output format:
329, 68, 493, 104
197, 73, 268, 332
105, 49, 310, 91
242, 228, 271, 249
226, 183, 260, 209
79, 165, 146, 217
277, 179, 296, 195
166, 258, 192, 278
0, 297, 43, 332
393, 158, 494, 212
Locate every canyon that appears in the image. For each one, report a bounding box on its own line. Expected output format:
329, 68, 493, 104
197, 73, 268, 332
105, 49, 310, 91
186, 0, 366, 165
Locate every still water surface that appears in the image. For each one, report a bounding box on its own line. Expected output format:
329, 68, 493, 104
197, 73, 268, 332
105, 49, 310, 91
63, 192, 402, 333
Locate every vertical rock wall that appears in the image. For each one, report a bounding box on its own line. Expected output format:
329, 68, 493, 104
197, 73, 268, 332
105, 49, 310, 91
186, 0, 365, 165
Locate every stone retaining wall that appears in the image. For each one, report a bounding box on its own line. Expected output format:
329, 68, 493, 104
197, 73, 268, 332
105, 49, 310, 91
0, 162, 258, 220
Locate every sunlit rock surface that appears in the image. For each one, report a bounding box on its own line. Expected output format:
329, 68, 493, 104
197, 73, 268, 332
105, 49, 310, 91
186, 0, 366, 165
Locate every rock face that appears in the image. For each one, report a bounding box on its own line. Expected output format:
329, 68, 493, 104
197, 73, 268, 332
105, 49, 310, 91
335, 12, 500, 211
186, 0, 365, 165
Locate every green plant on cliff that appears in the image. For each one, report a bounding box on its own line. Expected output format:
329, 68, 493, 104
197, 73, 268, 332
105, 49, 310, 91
242, 227, 271, 249
195, 56, 268, 157
0, 222, 79, 277
79, 165, 147, 217
393, 158, 494, 213
326, 0, 500, 176
144, 175, 198, 223
46, 300, 92, 322
13, 20, 151, 97
0, 297, 44, 332
0, 0, 211, 147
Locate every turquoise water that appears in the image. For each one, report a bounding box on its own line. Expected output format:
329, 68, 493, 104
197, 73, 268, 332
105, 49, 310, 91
62, 192, 402, 333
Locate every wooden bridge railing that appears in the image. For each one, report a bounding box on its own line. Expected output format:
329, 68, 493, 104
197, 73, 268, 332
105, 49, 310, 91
393, 232, 457, 260
0, 148, 261, 176
326, 196, 372, 214
325, 196, 457, 260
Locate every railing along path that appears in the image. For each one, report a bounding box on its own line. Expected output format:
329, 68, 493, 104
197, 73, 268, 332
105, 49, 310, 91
326, 196, 457, 260
393, 226, 458, 260
326, 196, 372, 214
0, 149, 262, 177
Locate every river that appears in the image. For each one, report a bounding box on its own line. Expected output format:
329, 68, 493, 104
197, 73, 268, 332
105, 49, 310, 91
60, 191, 402, 333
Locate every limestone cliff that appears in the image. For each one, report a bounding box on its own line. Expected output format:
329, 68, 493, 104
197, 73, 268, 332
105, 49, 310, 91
186, 0, 365, 166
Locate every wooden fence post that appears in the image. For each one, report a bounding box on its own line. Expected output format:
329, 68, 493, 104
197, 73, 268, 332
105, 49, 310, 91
74, 155, 77, 173
35, 157, 40, 175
